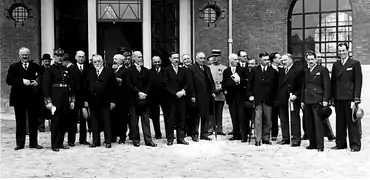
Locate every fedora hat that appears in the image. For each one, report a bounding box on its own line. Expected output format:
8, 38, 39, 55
318, 106, 332, 119
41, 54, 52, 61
352, 104, 364, 122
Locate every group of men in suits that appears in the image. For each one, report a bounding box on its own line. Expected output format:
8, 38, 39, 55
7, 42, 363, 152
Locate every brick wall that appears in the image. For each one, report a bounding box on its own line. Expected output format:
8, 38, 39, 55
0, 0, 40, 100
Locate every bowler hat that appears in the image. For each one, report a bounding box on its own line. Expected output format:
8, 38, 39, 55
318, 106, 332, 119
41, 54, 52, 61
53, 48, 65, 55
212, 49, 221, 56
352, 104, 364, 122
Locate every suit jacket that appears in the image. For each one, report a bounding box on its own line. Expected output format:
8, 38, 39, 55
302, 65, 331, 104
73, 63, 92, 108
331, 58, 362, 101
276, 63, 304, 107
85, 67, 116, 107
6, 61, 42, 106
164, 65, 188, 100
148, 67, 168, 101
188, 62, 216, 116
222, 66, 246, 105
125, 65, 151, 105
247, 65, 278, 106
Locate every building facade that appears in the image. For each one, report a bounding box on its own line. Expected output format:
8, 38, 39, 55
1, 0, 370, 100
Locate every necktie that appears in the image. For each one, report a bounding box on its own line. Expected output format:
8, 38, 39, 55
342, 59, 345, 65
97, 69, 100, 76
232, 67, 235, 74
285, 68, 289, 74
200, 66, 204, 71
156, 68, 160, 73
79, 64, 83, 72
23, 63, 28, 70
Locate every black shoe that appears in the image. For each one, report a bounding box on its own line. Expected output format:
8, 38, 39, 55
271, 137, 277, 141
229, 137, 240, 141
30, 145, 43, 149
328, 136, 336, 141
167, 141, 173, 146
14, 146, 24, 150
302, 134, 308, 140
192, 137, 199, 142
262, 140, 272, 145
217, 132, 226, 136
351, 148, 360, 152
60, 145, 70, 149
145, 141, 157, 147
200, 136, 212, 141
277, 140, 290, 145
105, 143, 112, 148
118, 139, 125, 144
291, 143, 300, 147
89, 143, 99, 148
208, 132, 214, 136
80, 141, 91, 145
155, 135, 162, 139
177, 140, 189, 145
52, 148, 59, 152
331, 146, 346, 150
227, 132, 233, 135
317, 148, 324, 152
133, 142, 140, 147
68, 143, 75, 147
255, 141, 261, 146
306, 145, 316, 150
241, 139, 248, 143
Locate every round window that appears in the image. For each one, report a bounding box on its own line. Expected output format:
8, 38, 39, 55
9, 3, 30, 23
203, 8, 217, 23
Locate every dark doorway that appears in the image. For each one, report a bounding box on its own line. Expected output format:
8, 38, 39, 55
151, 0, 179, 68
97, 22, 142, 67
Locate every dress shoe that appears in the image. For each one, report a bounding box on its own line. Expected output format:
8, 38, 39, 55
331, 146, 346, 150
262, 140, 272, 145
145, 142, 157, 147
306, 145, 316, 150
133, 142, 140, 147
60, 145, 70, 149
14, 146, 24, 150
255, 141, 261, 146
89, 143, 99, 148
241, 139, 248, 143
30, 145, 43, 149
227, 132, 233, 135
80, 141, 91, 145
118, 140, 125, 144
229, 137, 240, 141
167, 142, 173, 146
317, 148, 324, 152
291, 143, 300, 147
328, 136, 336, 141
351, 148, 360, 152
177, 140, 189, 145
200, 136, 212, 141
271, 137, 277, 141
105, 143, 112, 148
277, 140, 290, 145
68, 143, 75, 147
217, 132, 226, 136
208, 132, 214, 136
302, 134, 308, 140
192, 138, 199, 142
52, 148, 59, 152
155, 135, 162, 139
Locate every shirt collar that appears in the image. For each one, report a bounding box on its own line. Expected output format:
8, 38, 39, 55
341, 56, 349, 64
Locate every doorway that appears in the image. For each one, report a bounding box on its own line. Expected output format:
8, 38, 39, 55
97, 22, 142, 67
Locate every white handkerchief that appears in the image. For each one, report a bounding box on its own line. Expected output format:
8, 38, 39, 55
316, 72, 321, 75
51, 106, 56, 115
346, 67, 353, 71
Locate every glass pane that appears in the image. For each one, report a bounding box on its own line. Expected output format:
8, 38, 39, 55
305, 28, 319, 41
304, 0, 319, 13
291, 44, 304, 58
321, 13, 336, 27
321, 0, 337, 11
338, 12, 352, 26
305, 14, 319, 28
293, 0, 303, 13
315, 43, 320, 53
321, 27, 337, 41
321, 43, 337, 52
339, 0, 351, 10
338, 26, 352, 41
291, 30, 303, 43
291, 15, 303, 28
121, 4, 140, 19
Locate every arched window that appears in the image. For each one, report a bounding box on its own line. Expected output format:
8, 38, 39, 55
288, 0, 352, 70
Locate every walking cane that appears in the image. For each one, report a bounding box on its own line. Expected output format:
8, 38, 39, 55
288, 93, 294, 145
248, 101, 256, 144
212, 99, 217, 141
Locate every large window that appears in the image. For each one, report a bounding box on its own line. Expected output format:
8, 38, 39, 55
97, 0, 142, 22
288, 0, 352, 70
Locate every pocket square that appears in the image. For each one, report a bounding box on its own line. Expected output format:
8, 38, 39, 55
315, 72, 321, 75
346, 67, 353, 71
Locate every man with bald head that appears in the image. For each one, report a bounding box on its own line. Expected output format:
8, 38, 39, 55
7, 47, 43, 150
126, 51, 157, 147
187, 52, 216, 141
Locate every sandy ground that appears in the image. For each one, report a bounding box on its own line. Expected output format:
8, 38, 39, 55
1, 107, 370, 178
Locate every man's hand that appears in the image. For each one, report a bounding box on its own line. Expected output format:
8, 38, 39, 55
301, 103, 305, 110
289, 94, 297, 101
46, 102, 53, 110
322, 101, 328, 107
191, 97, 196, 103
138, 92, 147, 99
116, 78, 122, 85
354, 99, 361, 105
249, 96, 254, 101
212, 93, 216, 98
84, 101, 89, 108
70, 102, 75, 109
110, 103, 116, 110
30, 80, 38, 86
23, 79, 31, 86
176, 91, 182, 98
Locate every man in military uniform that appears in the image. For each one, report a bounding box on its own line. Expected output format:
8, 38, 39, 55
6, 47, 43, 150
42, 48, 75, 152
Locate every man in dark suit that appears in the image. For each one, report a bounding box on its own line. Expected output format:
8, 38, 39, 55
111, 54, 129, 144
276, 53, 304, 147
269, 52, 283, 141
188, 52, 216, 141
84, 54, 116, 148
248, 52, 279, 146
38, 53, 52, 132
123, 51, 133, 140
223, 53, 249, 142
163, 52, 189, 145
43, 48, 75, 151
126, 51, 157, 147
6, 47, 44, 151
301, 51, 330, 152
181, 54, 196, 137
148, 56, 168, 139
331, 43, 363, 152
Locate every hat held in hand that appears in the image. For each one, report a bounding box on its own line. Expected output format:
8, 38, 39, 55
352, 104, 364, 122
318, 106, 332, 119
